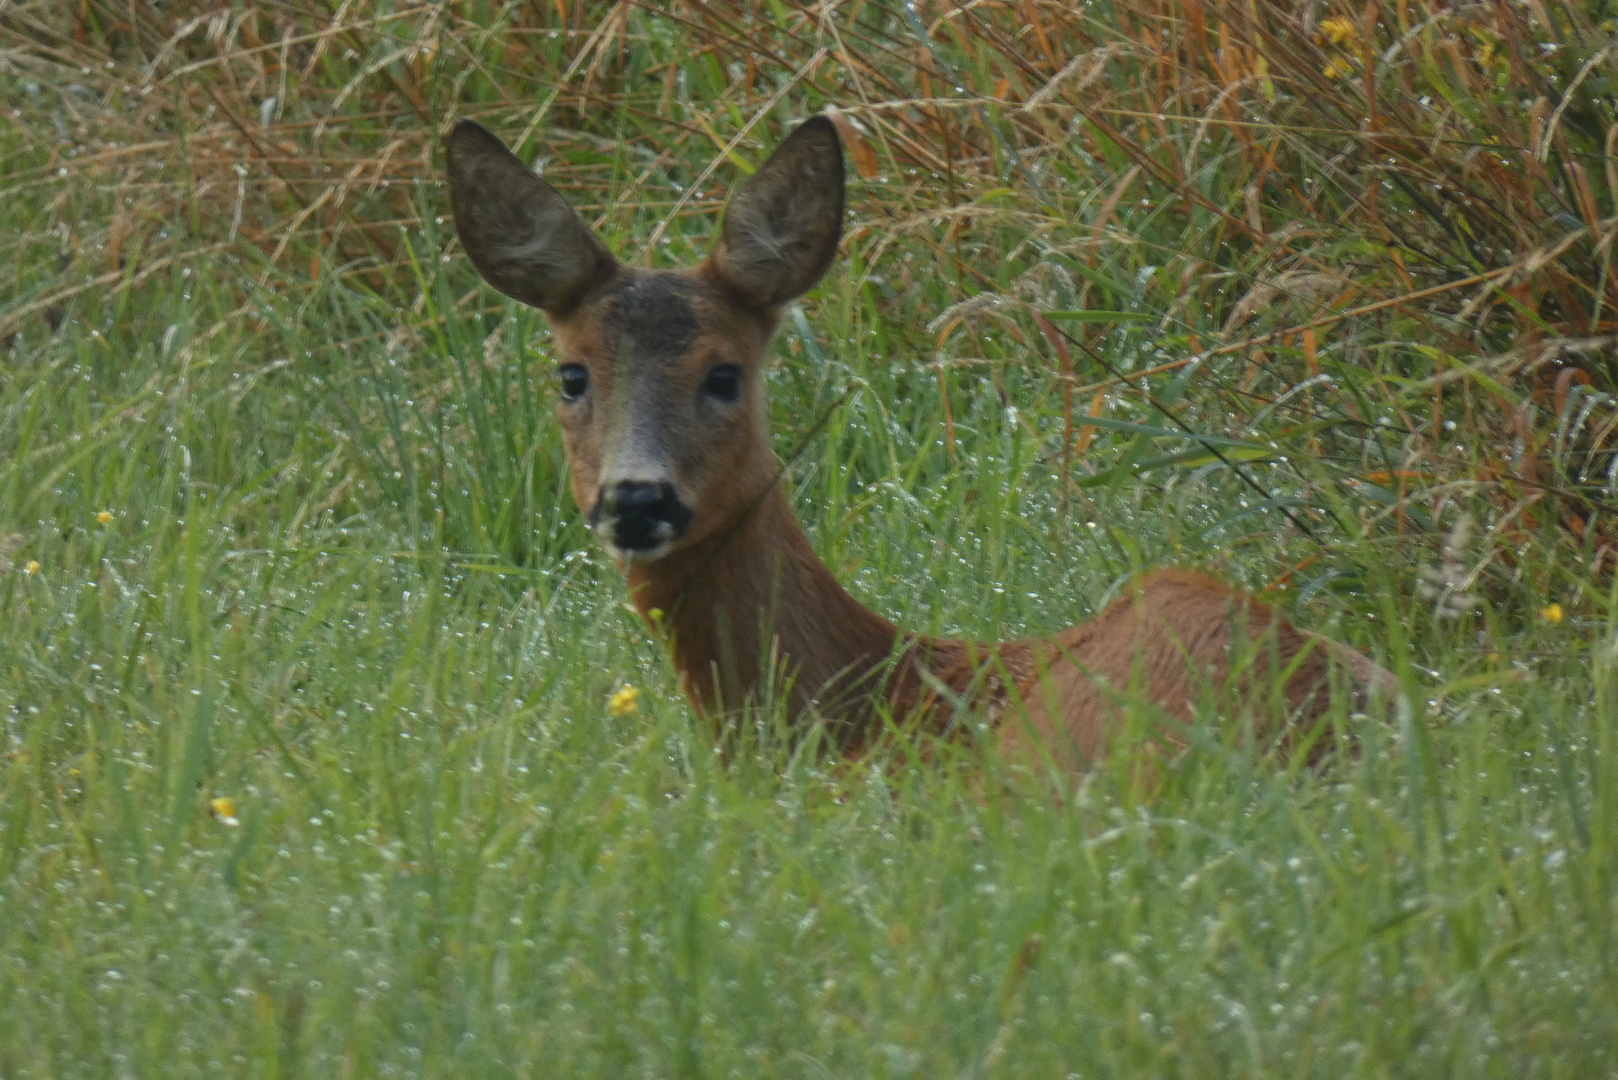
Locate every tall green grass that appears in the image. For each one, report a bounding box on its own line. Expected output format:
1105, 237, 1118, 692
2, 1, 1616, 1076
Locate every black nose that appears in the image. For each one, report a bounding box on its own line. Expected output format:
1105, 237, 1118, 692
596, 480, 693, 552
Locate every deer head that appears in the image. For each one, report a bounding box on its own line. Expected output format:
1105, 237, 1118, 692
445, 116, 845, 564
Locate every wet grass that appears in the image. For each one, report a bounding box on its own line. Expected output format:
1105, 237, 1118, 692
2, 1, 1617, 1076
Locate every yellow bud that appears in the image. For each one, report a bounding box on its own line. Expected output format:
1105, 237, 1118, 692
96, 510, 114, 525
1541, 603, 1564, 623
24, 560, 40, 575
607, 685, 641, 716
209, 797, 240, 825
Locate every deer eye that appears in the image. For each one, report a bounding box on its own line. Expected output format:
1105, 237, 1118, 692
557, 364, 589, 402
701, 364, 742, 404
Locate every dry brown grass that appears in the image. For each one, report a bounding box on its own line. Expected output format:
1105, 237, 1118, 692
6, 0, 1617, 574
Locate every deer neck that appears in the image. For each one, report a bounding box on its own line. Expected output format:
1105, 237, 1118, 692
621, 486, 927, 743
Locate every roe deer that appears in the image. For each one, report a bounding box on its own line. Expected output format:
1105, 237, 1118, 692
445, 115, 1394, 771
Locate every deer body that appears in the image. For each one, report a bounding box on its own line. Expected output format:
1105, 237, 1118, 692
446, 115, 1391, 770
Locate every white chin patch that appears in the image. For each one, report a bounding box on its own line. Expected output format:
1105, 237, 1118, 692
604, 539, 673, 565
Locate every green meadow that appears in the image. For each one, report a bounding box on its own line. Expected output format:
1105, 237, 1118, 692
3, 1, 1615, 1075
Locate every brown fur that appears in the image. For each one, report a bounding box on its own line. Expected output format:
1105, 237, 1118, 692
444, 115, 1394, 772
620, 484, 1391, 766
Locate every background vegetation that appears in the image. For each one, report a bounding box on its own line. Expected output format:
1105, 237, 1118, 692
2, 0, 1615, 1075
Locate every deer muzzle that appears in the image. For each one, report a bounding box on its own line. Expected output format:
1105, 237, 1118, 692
591, 480, 693, 557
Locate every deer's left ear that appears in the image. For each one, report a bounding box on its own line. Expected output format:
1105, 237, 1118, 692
707, 115, 845, 310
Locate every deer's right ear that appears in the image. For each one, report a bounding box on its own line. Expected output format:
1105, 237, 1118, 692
445, 120, 616, 316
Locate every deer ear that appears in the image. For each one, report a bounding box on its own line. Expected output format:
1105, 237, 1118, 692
445, 120, 616, 315
708, 116, 845, 310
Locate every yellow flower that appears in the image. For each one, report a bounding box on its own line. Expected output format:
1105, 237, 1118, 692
209, 796, 240, 826
1319, 17, 1358, 46
24, 560, 40, 575
1541, 603, 1564, 623
607, 685, 641, 716
96, 510, 113, 525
